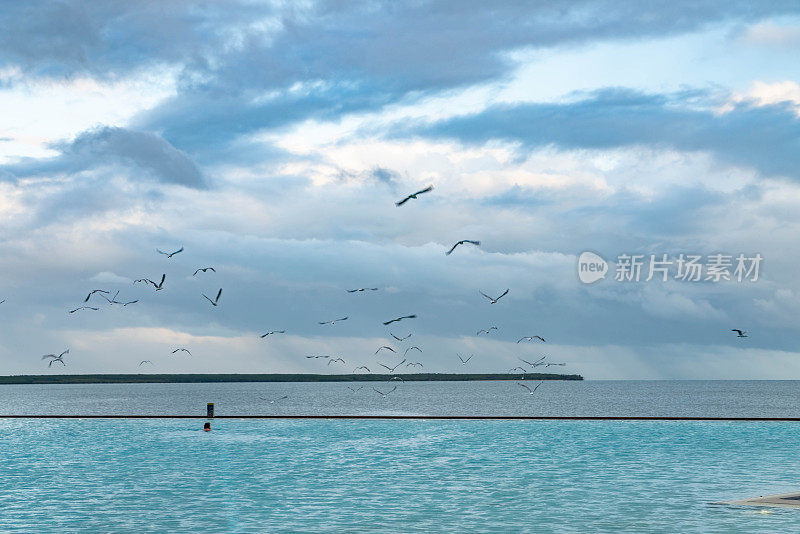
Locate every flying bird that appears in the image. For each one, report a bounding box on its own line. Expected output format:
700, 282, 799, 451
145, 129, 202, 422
508, 366, 527, 374
84, 289, 109, 302
731, 329, 748, 338
383, 315, 416, 325
306, 355, 330, 359
520, 356, 546, 367
347, 287, 378, 293
193, 267, 216, 276
518, 381, 543, 395
139, 360, 153, 366
404, 346, 422, 356
543, 362, 566, 367
518, 336, 546, 343
479, 289, 509, 304
135, 274, 166, 291
157, 246, 184, 258
260, 330, 286, 338
445, 240, 480, 255
395, 185, 433, 206
373, 386, 398, 397
42, 349, 69, 367
347, 385, 364, 392
202, 288, 223, 306
391, 332, 412, 341
171, 348, 192, 356
0, 299, 5, 304
122, 300, 138, 306
375, 346, 396, 355
379, 359, 406, 372
406, 362, 423, 368
319, 316, 348, 325
457, 353, 473, 364
259, 395, 289, 404
328, 357, 346, 366
476, 326, 498, 335
69, 306, 99, 313
353, 366, 371, 373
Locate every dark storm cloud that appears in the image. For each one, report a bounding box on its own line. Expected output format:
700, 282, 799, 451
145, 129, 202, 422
3, 126, 206, 188
418, 88, 800, 180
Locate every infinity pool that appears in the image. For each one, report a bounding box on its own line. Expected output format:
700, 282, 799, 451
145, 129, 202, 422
2, 420, 799, 532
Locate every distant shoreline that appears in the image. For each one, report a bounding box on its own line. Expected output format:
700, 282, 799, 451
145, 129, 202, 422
0, 373, 583, 385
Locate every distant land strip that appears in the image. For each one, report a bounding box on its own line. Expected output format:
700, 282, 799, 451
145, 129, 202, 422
0, 373, 583, 385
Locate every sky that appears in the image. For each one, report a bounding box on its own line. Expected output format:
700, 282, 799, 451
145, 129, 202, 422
2, 1, 800, 378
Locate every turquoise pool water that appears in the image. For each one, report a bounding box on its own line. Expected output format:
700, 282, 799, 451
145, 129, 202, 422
2, 420, 800, 532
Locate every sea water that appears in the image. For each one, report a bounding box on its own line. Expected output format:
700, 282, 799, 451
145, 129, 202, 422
0, 380, 799, 417
1, 418, 800, 532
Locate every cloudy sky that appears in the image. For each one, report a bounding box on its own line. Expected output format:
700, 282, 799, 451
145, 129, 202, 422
2, 1, 800, 378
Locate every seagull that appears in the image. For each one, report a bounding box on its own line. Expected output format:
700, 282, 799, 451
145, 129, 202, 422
479, 289, 509, 304
260, 330, 286, 338
259, 395, 288, 404
328, 357, 346, 366
347, 385, 364, 392
306, 355, 330, 359
171, 348, 192, 356
396, 185, 434, 206
347, 287, 378, 293
508, 366, 527, 374
476, 326, 498, 335
391, 332, 412, 341
379, 359, 406, 373
731, 329, 748, 338
0, 299, 5, 304
543, 362, 566, 367
42, 349, 69, 367
518, 381, 543, 395
375, 346, 396, 355
389, 376, 405, 382
69, 306, 99, 313
101, 290, 120, 304
518, 336, 546, 343
373, 385, 397, 397
354, 366, 371, 373
383, 315, 416, 325
445, 240, 480, 255
406, 361, 423, 368
139, 360, 153, 366
319, 316, 348, 325
135, 274, 165, 291
457, 353, 473, 364
157, 246, 184, 258
202, 288, 223, 306
404, 346, 422, 356
193, 267, 216, 276
84, 289, 109, 302
520, 356, 546, 367
122, 300, 138, 306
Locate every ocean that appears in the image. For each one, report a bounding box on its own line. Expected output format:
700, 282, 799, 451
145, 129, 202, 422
3, 381, 800, 532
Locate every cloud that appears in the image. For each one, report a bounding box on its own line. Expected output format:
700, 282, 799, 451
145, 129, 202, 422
415, 88, 800, 181
3, 126, 206, 188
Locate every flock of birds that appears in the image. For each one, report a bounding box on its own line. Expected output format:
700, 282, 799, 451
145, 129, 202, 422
6, 182, 752, 401
19, 184, 567, 400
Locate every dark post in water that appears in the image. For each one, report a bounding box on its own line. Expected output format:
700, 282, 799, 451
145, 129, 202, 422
207, 402, 214, 418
